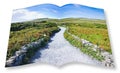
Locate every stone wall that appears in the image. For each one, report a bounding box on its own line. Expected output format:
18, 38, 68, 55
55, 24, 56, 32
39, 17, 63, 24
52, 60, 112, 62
6, 27, 60, 67
6, 38, 45, 67
68, 32, 114, 68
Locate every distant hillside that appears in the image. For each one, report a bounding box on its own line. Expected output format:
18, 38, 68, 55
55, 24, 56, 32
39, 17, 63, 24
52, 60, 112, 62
12, 18, 106, 25
31, 18, 106, 25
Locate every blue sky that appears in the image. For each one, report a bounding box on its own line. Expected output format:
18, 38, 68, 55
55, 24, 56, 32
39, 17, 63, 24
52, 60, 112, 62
12, 4, 105, 22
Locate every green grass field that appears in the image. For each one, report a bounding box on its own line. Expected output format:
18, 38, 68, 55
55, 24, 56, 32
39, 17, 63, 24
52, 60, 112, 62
63, 18, 111, 61
68, 26, 111, 53
7, 20, 59, 59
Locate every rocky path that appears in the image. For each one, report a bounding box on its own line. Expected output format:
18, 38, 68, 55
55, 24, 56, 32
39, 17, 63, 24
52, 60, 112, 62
30, 27, 102, 66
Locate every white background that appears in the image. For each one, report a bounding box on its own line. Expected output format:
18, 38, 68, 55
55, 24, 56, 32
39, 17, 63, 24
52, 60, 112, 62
0, 0, 120, 73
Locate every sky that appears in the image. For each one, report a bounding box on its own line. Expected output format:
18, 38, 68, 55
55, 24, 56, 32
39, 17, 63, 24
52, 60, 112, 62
12, 4, 105, 23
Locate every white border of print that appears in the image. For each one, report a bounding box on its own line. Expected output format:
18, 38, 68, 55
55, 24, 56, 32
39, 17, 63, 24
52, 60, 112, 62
0, 0, 120, 73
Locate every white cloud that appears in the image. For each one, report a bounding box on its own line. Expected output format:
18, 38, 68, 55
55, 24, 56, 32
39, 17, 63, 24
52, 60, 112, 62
12, 9, 47, 23
52, 9, 58, 13
73, 4, 81, 8
42, 8, 58, 14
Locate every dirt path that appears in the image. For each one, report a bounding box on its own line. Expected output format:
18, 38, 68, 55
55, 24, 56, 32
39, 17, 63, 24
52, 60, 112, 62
30, 27, 102, 66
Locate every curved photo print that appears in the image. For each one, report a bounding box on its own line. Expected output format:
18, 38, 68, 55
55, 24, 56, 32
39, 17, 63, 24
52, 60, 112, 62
6, 4, 114, 68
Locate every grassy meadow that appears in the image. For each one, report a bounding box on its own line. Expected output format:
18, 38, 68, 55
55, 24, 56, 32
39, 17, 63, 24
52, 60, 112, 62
61, 18, 111, 52
7, 20, 60, 59
68, 26, 110, 52
63, 18, 111, 61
